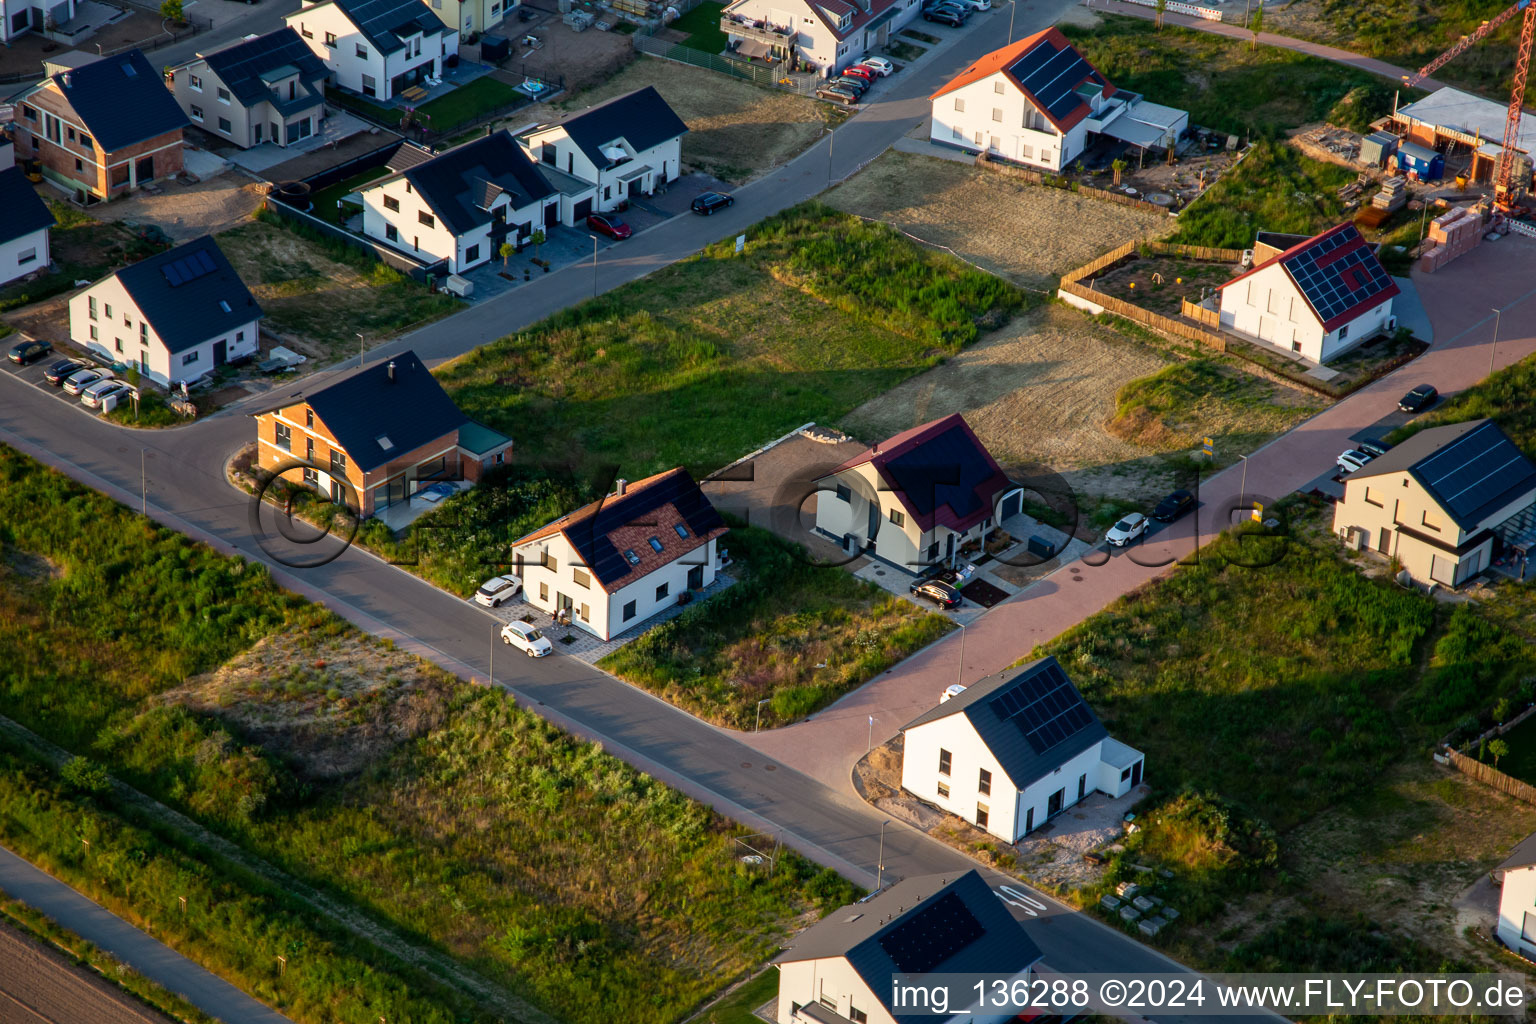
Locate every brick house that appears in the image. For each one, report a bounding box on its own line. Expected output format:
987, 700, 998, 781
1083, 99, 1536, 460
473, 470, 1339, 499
11, 49, 190, 202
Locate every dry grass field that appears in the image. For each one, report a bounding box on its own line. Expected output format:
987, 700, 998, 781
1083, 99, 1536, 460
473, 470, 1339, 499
825, 150, 1175, 290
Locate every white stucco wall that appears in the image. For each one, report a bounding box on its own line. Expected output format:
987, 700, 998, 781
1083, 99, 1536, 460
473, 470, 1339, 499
287, 1, 454, 100
0, 226, 49, 287
360, 177, 458, 267
68, 275, 259, 387
1499, 865, 1536, 957
928, 71, 1078, 170
1220, 261, 1394, 363
902, 712, 1019, 841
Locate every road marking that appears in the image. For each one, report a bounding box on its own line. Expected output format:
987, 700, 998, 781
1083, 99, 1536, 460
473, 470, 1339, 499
995, 884, 1048, 915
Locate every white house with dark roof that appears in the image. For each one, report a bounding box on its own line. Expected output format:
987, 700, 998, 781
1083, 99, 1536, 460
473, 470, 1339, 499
929, 28, 1187, 171
773, 870, 1042, 1024
1218, 222, 1400, 363
422, 0, 513, 39
719, 0, 917, 78
1497, 833, 1536, 959
355, 129, 557, 273
0, 0, 76, 44
814, 413, 1024, 574
286, 0, 456, 101
510, 468, 728, 640
1333, 419, 1536, 588
67, 235, 263, 388
515, 86, 687, 223
168, 28, 329, 150
0, 166, 54, 286
901, 656, 1144, 843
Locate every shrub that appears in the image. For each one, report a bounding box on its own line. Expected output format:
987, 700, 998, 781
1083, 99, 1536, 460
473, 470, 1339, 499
60, 756, 111, 794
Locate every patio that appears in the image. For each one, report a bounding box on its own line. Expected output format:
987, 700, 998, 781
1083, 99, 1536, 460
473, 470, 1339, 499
374, 479, 471, 532
222, 109, 374, 176
390, 58, 496, 109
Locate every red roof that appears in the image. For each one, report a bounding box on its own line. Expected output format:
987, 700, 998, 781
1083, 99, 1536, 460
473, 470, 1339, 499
929, 28, 1116, 133
1219, 222, 1400, 332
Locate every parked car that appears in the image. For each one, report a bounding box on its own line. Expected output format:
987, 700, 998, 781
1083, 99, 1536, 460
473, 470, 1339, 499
474, 574, 524, 608
1357, 438, 1392, 458
691, 191, 735, 215
63, 367, 112, 396
940, 683, 967, 703
1337, 449, 1373, 474
923, 7, 966, 25
7, 338, 52, 365
959, 0, 992, 9
1151, 489, 1196, 522
79, 379, 131, 410
859, 56, 894, 76
500, 620, 552, 657
834, 74, 870, 95
841, 65, 877, 82
586, 212, 632, 240
1105, 512, 1149, 547
43, 358, 89, 386
909, 578, 962, 609
817, 84, 860, 104
1398, 383, 1438, 413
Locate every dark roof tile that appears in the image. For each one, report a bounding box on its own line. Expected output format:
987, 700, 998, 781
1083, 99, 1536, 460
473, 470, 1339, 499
113, 235, 262, 356
1352, 419, 1536, 530
372, 131, 556, 236
0, 167, 55, 247
198, 28, 328, 109
539, 86, 687, 172
300, 350, 467, 474
39, 49, 189, 152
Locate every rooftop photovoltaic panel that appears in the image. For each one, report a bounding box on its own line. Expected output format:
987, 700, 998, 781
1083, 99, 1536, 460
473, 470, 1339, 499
1414, 421, 1536, 523
1280, 226, 1394, 326
1007, 39, 1098, 126
884, 430, 992, 518
161, 248, 218, 287
989, 661, 1097, 753
877, 891, 986, 974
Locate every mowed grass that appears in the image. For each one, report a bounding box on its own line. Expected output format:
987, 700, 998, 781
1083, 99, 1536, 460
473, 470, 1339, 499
672, 0, 728, 52
1169, 140, 1358, 249
307, 166, 390, 225
435, 203, 1030, 478
0, 446, 860, 1024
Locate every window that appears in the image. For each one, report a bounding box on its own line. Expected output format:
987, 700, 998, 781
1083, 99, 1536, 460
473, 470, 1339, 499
991, 107, 1003, 122
305, 438, 314, 462
21, 104, 35, 121
89, 326, 98, 341
994, 80, 1004, 94
674, 523, 689, 539
190, 104, 203, 121
976, 803, 989, 828
88, 297, 96, 320
383, 195, 399, 212
1120, 766, 1132, 782
73, 156, 82, 171
953, 98, 965, 112
79, 133, 91, 150
974, 130, 983, 145
66, 126, 74, 141
356, 44, 368, 58
603, 185, 611, 201
1040, 148, 1052, 163
952, 125, 963, 140
114, 337, 122, 352
218, 117, 232, 134
1421, 510, 1442, 532
464, 244, 480, 263
938, 748, 951, 776
623, 548, 640, 565
543, 553, 558, 572
217, 87, 231, 104
937, 781, 950, 798
656, 582, 669, 601
572, 569, 590, 588
16, 244, 36, 265
182, 350, 200, 366
835, 484, 851, 502
623, 600, 636, 621
140, 323, 148, 344
539, 581, 549, 601
324, 31, 337, 45
330, 451, 347, 476
1364, 487, 1384, 508
1338, 324, 1350, 340
978, 768, 991, 796
384, 224, 398, 242
275, 422, 292, 451
889, 507, 905, 528
300, 23, 312, 37
579, 602, 589, 621
418, 211, 435, 228
303, 466, 320, 487
648, 537, 664, 553
105, 303, 112, 319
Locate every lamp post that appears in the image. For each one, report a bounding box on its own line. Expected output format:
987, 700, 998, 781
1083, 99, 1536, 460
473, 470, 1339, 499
141, 449, 147, 515
357, 332, 365, 368
590, 235, 599, 298
825, 126, 836, 188
876, 819, 890, 889
955, 620, 967, 689
755, 697, 771, 732
1490, 306, 1503, 378
1237, 453, 1250, 511
490, 622, 496, 687
867, 714, 874, 752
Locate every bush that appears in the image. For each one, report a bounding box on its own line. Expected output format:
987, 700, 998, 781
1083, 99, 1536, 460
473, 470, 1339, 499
60, 756, 111, 794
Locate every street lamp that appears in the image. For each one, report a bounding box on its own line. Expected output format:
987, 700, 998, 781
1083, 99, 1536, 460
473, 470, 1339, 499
589, 235, 599, 298
877, 819, 890, 889
755, 697, 771, 732
955, 620, 967, 689
1490, 306, 1503, 378
357, 332, 365, 368
824, 125, 836, 188
490, 622, 497, 687
1237, 453, 1250, 511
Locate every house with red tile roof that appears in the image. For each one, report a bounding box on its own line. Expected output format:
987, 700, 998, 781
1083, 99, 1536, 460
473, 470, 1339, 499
928, 28, 1187, 172
717, 0, 918, 78
1217, 222, 1400, 363
813, 414, 1024, 574
510, 468, 729, 640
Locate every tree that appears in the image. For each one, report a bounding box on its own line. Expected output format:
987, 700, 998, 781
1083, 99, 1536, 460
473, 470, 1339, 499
1111, 158, 1127, 186
1490, 738, 1510, 769
1154, 0, 1166, 29
499, 241, 515, 268
1249, 3, 1263, 49
160, 0, 184, 22
1494, 697, 1512, 723
530, 228, 546, 261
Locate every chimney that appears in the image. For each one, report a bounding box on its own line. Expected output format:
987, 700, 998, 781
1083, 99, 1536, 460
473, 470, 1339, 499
387, 360, 396, 382
62, 72, 72, 88
486, 124, 494, 138
616, 478, 628, 496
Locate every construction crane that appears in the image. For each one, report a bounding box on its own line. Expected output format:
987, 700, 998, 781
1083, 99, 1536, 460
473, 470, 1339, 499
1403, 0, 1536, 208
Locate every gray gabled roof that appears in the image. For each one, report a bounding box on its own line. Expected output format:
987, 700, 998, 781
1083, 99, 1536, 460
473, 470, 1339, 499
1353, 419, 1536, 531
319, 0, 447, 54
1501, 832, 1536, 873
903, 656, 1109, 791
0, 167, 55, 247
294, 350, 467, 474
363, 131, 556, 236
197, 28, 327, 109
773, 871, 1041, 1024
29, 49, 189, 152
113, 235, 262, 355
537, 86, 687, 172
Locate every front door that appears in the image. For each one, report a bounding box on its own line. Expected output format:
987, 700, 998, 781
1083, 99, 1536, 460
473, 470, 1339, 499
1131, 761, 1143, 786
1047, 788, 1065, 817
135, 156, 154, 184
1077, 774, 1086, 801
1378, 527, 1392, 554
1025, 807, 1034, 833
213, 339, 226, 366
687, 564, 703, 590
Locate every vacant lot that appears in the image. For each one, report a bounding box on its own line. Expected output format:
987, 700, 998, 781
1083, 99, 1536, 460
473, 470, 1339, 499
88, 173, 267, 241
827, 151, 1174, 290
1093, 254, 1236, 316
218, 212, 460, 362
1170, 140, 1358, 249
0, 199, 166, 317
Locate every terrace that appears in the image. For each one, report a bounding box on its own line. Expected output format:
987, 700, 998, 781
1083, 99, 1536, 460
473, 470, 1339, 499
720, 4, 797, 52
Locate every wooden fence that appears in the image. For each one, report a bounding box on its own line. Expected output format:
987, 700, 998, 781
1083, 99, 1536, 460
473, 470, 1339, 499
1181, 298, 1220, 327
1445, 748, 1536, 806
975, 154, 1171, 214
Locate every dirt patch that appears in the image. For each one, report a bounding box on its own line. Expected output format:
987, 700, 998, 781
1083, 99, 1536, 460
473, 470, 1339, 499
4, 296, 73, 349
162, 626, 457, 779
88, 172, 267, 241
826, 150, 1175, 289
1093, 255, 1240, 317
1, 549, 63, 582
491, 0, 637, 96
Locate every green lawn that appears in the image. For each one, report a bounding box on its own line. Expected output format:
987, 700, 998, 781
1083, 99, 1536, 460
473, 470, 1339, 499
673, 0, 728, 52
1169, 140, 1357, 248
0, 201, 166, 314
331, 76, 523, 133
1494, 713, 1536, 786
434, 203, 1030, 479
696, 970, 779, 1024
307, 166, 390, 225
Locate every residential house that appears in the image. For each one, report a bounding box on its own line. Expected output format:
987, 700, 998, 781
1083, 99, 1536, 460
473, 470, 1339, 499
510, 469, 728, 640
813, 413, 1024, 573
900, 656, 1145, 844
929, 28, 1187, 171
719, 0, 919, 78
1496, 833, 1536, 959
356, 129, 557, 273
421, 0, 513, 39
11, 49, 190, 201
515, 86, 686, 224
68, 235, 262, 388
0, 166, 55, 287
1217, 222, 1399, 363
1332, 418, 1536, 588
0, 0, 75, 44
772, 869, 1044, 1024
252, 350, 511, 516
286, 0, 456, 102
168, 29, 329, 150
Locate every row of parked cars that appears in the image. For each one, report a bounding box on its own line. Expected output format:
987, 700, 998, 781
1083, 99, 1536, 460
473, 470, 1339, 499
921, 0, 989, 27
815, 55, 895, 105
7, 339, 138, 411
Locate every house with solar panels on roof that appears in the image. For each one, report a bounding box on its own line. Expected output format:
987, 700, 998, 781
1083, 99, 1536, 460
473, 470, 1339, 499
285, 0, 456, 103
166, 29, 329, 151
67, 236, 262, 389
813, 414, 1025, 574
772, 869, 1043, 1024
900, 656, 1144, 844
929, 28, 1187, 172
1332, 419, 1536, 589
1216, 222, 1400, 364
509, 469, 728, 641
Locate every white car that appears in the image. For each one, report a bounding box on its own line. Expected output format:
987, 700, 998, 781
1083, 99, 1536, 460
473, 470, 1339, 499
80, 379, 131, 410
859, 56, 894, 76
501, 620, 552, 658
940, 684, 967, 703
1337, 449, 1373, 474
474, 574, 523, 607
1106, 512, 1149, 547
958, 0, 991, 9
63, 366, 113, 396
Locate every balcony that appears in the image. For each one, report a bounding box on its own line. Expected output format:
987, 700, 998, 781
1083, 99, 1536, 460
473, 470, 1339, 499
720, 10, 796, 47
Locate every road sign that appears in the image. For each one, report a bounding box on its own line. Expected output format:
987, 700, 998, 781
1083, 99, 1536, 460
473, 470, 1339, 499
1201, 435, 1214, 456
1251, 501, 1264, 522
735, 234, 746, 254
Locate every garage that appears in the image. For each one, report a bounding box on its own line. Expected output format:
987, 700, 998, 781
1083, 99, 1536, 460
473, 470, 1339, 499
999, 489, 1022, 521
572, 197, 592, 222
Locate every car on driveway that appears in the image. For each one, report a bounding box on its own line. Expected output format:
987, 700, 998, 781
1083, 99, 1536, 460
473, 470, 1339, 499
859, 56, 894, 76
7, 339, 52, 365
1399, 384, 1438, 413
586, 212, 632, 240
63, 366, 112, 395
691, 191, 735, 215
841, 64, 876, 82
1106, 512, 1149, 547
79, 379, 131, 410
1151, 490, 1196, 522
910, 578, 962, 609
474, 574, 523, 607
43, 358, 89, 386
1337, 449, 1373, 474
922, 5, 965, 22
1357, 438, 1392, 458
500, 620, 552, 657
959, 0, 991, 9
817, 84, 860, 104
833, 74, 870, 95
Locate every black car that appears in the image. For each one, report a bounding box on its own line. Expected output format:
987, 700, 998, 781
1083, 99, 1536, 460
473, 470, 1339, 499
1398, 384, 1438, 413
923, 5, 965, 22
833, 74, 870, 94
1357, 438, 1392, 458
910, 578, 962, 609
43, 358, 89, 385
691, 192, 735, 215
1152, 489, 1196, 522
6, 339, 52, 365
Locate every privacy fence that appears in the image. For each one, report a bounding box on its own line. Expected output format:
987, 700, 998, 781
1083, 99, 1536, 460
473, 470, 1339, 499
1058, 240, 1237, 354
632, 34, 819, 94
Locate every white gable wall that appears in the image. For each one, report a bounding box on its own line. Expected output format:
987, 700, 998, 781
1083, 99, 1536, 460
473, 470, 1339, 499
360, 176, 460, 269
67, 275, 259, 387
1499, 865, 1536, 957
929, 71, 1077, 171
0, 226, 49, 287
1220, 261, 1395, 364
287, 2, 453, 100
902, 712, 1018, 842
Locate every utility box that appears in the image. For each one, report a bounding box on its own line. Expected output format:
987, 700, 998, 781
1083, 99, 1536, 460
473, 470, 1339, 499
444, 274, 474, 298
1359, 130, 1398, 169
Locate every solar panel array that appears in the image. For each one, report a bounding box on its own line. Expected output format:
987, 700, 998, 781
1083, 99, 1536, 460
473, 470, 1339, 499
1281, 227, 1393, 325
1415, 421, 1536, 524
205, 30, 319, 103
160, 248, 218, 288
989, 660, 1096, 754
877, 891, 986, 974
1007, 39, 1098, 125
884, 428, 994, 519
